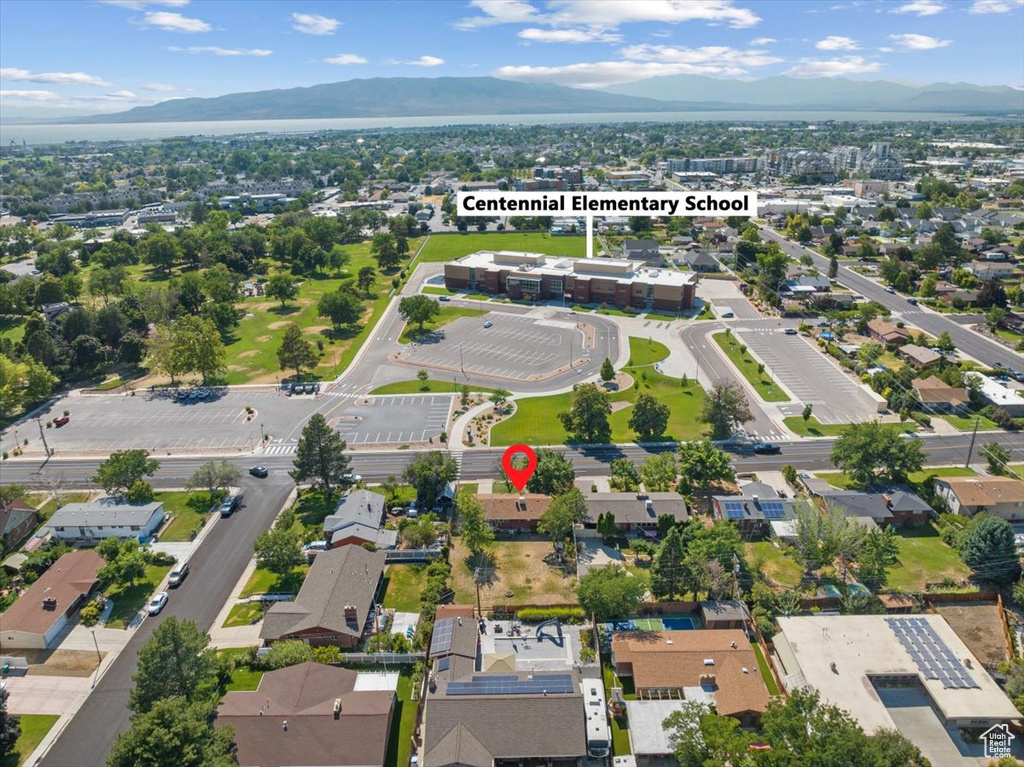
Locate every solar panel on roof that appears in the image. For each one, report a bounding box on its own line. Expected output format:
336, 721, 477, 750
446, 673, 575, 697
722, 501, 746, 520
429, 618, 454, 657
887, 617, 980, 690
436, 657, 450, 672
761, 501, 787, 519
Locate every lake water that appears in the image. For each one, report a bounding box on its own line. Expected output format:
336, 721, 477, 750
0, 110, 1003, 146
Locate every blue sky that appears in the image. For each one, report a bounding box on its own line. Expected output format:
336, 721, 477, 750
1, 0, 1022, 115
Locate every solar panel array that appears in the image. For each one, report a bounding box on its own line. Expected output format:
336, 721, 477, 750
447, 673, 575, 697
886, 617, 978, 690
429, 618, 454, 657
436, 657, 450, 672
761, 500, 787, 520
723, 501, 746, 520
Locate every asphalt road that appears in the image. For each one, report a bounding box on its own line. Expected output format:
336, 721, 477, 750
37, 476, 294, 767
758, 227, 1021, 370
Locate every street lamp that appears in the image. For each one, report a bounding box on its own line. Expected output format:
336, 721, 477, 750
90, 629, 102, 689
260, 423, 265, 443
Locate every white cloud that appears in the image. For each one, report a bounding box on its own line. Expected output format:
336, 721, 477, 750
168, 46, 272, 56
969, 0, 1023, 11
323, 53, 367, 65
140, 82, 184, 91
889, 1, 944, 16
888, 33, 952, 50
815, 35, 859, 50
291, 13, 340, 35
409, 55, 445, 67
751, 36, 777, 45
878, 46, 895, 52
0, 89, 61, 102
784, 55, 883, 77
455, 0, 542, 30
0, 68, 113, 87
138, 10, 211, 32
100, 0, 190, 8
494, 44, 782, 88
518, 27, 621, 43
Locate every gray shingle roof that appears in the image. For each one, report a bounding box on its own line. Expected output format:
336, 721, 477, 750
583, 492, 688, 526
47, 499, 164, 528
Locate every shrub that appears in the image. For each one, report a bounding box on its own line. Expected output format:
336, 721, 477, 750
781, 464, 798, 486
515, 607, 586, 623
150, 551, 177, 567
79, 598, 103, 627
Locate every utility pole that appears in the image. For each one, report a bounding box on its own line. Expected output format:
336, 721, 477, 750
474, 567, 483, 618
964, 416, 981, 468
90, 629, 102, 689
460, 344, 465, 374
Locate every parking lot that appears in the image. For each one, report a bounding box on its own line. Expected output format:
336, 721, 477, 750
735, 328, 880, 422
397, 313, 584, 381
332, 394, 452, 445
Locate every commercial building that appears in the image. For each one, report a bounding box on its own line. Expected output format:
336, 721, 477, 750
46, 499, 165, 544
0, 550, 103, 650
50, 209, 129, 228
443, 251, 698, 313
965, 372, 1024, 416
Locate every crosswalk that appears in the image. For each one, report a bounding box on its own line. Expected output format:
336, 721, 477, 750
263, 442, 297, 455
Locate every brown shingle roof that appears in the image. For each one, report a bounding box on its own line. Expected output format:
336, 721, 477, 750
897, 345, 942, 366
912, 376, 969, 406
0, 550, 102, 637
939, 476, 1024, 507
478, 494, 551, 524
612, 630, 770, 718
216, 662, 394, 767
867, 319, 911, 343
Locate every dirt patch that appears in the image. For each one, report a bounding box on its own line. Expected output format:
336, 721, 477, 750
236, 350, 259, 359
254, 335, 273, 343
450, 537, 577, 608
609, 401, 632, 414
933, 602, 1010, 668
305, 325, 331, 333
267, 321, 291, 330
246, 301, 278, 312
25, 649, 105, 677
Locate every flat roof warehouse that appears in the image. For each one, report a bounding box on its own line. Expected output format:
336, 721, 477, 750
460, 194, 753, 215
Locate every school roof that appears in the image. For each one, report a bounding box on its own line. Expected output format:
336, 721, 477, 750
0, 550, 103, 637
216, 662, 394, 767
452, 250, 699, 288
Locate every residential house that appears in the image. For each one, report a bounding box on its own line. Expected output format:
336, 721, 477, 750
322, 490, 397, 550
46, 499, 164, 544
933, 476, 1024, 521
478, 494, 551, 532
428, 612, 479, 682
866, 319, 912, 347
216, 662, 394, 767
785, 274, 832, 293
912, 376, 969, 414
967, 261, 1017, 280
965, 372, 1024, 416
711, 483, 796, 537
0, 497, 38, 551
41, 302, 70, 322
621, 239, 662, 265
682, 251, 719, 272
939, 289, 980, 307
611, 629, 770, 726
897, 344, 942, 369
0, 550, 103, 650
583, 492, 688, 535
700, 600, 750, 630
260, 546, 386, 648
818, 489, 932, 528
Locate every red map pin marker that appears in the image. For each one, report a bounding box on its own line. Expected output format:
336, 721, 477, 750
501, 444, 538, 492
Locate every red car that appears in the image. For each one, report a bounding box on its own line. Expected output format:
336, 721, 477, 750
53, 416, 70, 427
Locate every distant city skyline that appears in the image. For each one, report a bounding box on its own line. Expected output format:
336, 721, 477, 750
1, 0, 1023, 117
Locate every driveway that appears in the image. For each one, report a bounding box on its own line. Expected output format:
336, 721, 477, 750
2, 676, 92, 716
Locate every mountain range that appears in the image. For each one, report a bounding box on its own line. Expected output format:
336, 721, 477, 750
56, 75, 1024, 124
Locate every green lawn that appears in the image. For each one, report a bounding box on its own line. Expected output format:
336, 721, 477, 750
713, 332, 789, 402
33, 492, 92, 523
217, 649, 264, 692
1, 713, 59, 767
385, 671, 419, 767
816, 466, 976, 492
370, 379, 498, 395
382, 565, 429, 612
418, 232, 585, 262
239, 564, 309, 598
994, 327, 1024, 347
887, 523, 973, 592
398, 306, 485, 344
937, 412, 1002, 431
625, 337, 669, 368
603, 664, 633, 756
0, 316, 25, 345
745, 542, 803, 590
156, 490, 221, 542
104, 564, 172, 629
222, 601, 266, 628
752, 641, 781, 696
1006, 464, 1024, 480
783, 416, 916, 438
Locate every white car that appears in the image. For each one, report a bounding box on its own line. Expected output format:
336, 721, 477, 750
147, 591, 169, 616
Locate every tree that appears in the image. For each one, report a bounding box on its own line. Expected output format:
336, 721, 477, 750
599, 357, 615, 382
186, 459, 241, 494
371, 232, 402, 270
640, 452, 677, 492
792, 501, 862, 574
664, 701, 757, 767
609, 458, 640, 492
398, 294, 441, 330
129, 617, 215, 714
961, 514, 1019, 584
265, 272, 299, 308
559, 383, 611, 443
0, 354, 55, 416
802, 403, 814, 422
0, 686, 20, 760
756, 246, 789, 305
401, 517, 437, 549
699, 382, 753, 440
828, 254, 839, 279
455, 489, 493, 561
576, 564, 647, 620
94, 449, 159, 498
676, 440, 735, 496
277, 323, 318, 379
290, 413, 351, 496
856, 341, 884, 367
403, 450, 458, 504
147, 324, 187, 384
831, 422, 924, 487
538, 488, 588, 542
357, 266, 377, 294
981, 441, 1011, 475
935, 331, 956, 353
651, 524, 694, 599
138, 231, 181, 274
318, 289, 363, 333
174, 315, 225, 384
629, 393, 671, 442
856, 527, 900, 590
490, 388, 510, 413
254, 523, 303, 576
98, 539, 148, 591
526, 449, 576, 495
108, 698, 234, 767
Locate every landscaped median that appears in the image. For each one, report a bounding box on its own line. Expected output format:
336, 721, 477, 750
782, 416, 916, 438
398, 305, 485, 344
712, 331, 789, 402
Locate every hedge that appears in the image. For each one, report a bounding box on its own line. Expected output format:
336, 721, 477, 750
514, 607, 586, 623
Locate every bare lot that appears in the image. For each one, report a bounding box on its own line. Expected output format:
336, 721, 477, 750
450, 538, 578, 608
933, 602, 1011, 668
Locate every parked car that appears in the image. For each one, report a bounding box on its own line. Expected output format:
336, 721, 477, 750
753, 442, 782, 455
147, 592, 168, 616
168, 562, 190, 587
438, 295, 451, 302
218, 494, 240, 517
53, 415, 70, 427
885, 286, 896, 294
390, 506, 405, 516
483, 321, 493, 328
784, 328, 798, 335
907, 297, 918, 305
341, 473, 362, 485
249, 465, 268, 478
721, 310, 735, 318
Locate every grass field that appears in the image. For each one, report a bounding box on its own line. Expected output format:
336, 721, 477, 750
382, 565, 429, 612
745, 541, 803, 589
817, 466, 976, 491
418, 232, 585, 262
603, 665, 633, 756
370, 379, 499, 395
398, 305, 485, 344
783, 416, 916, 438
222, 601, 266, 628
888, 522, 972, 592
218, 648, 264, 692
385, 671, 418, 767
104, 564, 172, 629
33, 491, 93, 523
156, 490, 220, 542
239, 564, 309, 598
752, 641, 781, 696
713, 331, 789, 402
1, 714, 59, 767
937, 412, 1001, 431
491, 336, 705, 445
0, 316, 25, 345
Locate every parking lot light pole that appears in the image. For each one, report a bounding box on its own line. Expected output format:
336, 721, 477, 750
260, 423, 265, 443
